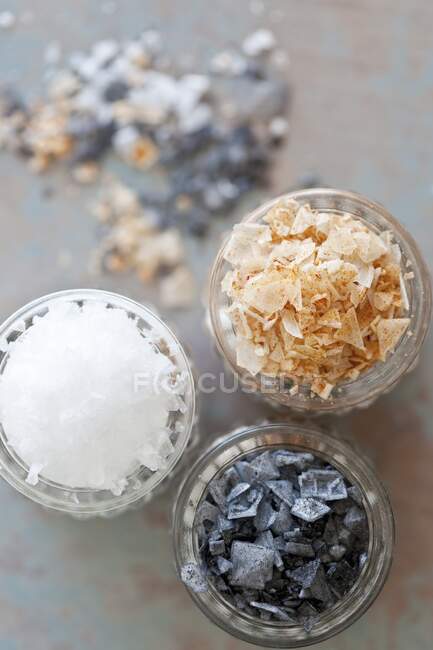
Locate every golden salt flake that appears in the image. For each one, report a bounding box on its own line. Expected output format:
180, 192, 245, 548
377, 318, 410, 360
380, 229, 395, 248
311, 378, 334, 400
242, 276, 289, 314
228, 305, 253, 339
322, 259, 343, 275
221, 270, 234, 293
318, 308, 341, 329
269, 342, 284, 362
264, 199, 298, 235
399, 273, 410, 311
316, 212, 331, 234
373, 291, 393, 312
286, 276, 303, 312
291, 204, 315, 234
388, 243, 402, 265
335, 307, 364, 350
236, 338, 266, 375
352, 258, 374, 288
404, 271, 415, 280
224, 223, 271, 270
327, 228, 357, 256
282, 308, 303, 339
349, 284, 366, 308
354, 231, 388, 263
262, 315, 279, 332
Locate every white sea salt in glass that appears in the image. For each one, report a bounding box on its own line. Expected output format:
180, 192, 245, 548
0, 290, 195, 517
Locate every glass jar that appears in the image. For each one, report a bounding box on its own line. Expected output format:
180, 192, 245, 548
173, 421, 394, 648
208, 188, 431, 413
0, 289, 196, 518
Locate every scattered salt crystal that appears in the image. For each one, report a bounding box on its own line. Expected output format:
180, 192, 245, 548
0, 11, 16, 30
243, 29, 276, 57
269, 116, 289, 140
0, 300, 184, 493
44, 41, 62, 66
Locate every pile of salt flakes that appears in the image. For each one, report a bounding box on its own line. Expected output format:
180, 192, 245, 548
222, 198, 413, 400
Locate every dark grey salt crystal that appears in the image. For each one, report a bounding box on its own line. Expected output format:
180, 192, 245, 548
290, 559, 321, 589
291, 498, 330, 523
299, 469, 348, 502
250, 601, 294, 622
214, 576, 230, 592
235, 460, 257, 484
343, 506, 368, 539
331, 498, 353, 515
196, 501, 219, 525
347, 485, 364, 506
254, 499, 277, 532
273, 450, 314, 471
209, 529, 223, 541
271, 502, 294, 534
285, 542, 315, 558
323, 516, 339, 545
337, 526, 353, 546
256, 531, 284, 569
266, 479, 294, 505
308, 565, 333, 603
181, 563, 208, 593
329, 544, 346, 561
273, 535, 288, 551
103, 79, 129, 102
359, 552, 368, 569
284, 528, 302, 541
248, 451, 280, 481
230, 541, 274, 589
327, 560, 358, 597
216, 557, 233, 574
208, 480, 228, 513
209, 539, 225, 555
227, 487, 263, 519
227, 482, 251, 502
216, 514, 235, 533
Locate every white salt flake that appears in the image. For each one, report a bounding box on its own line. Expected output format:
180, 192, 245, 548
243, 29, 276, 57
0, 11, 16, 30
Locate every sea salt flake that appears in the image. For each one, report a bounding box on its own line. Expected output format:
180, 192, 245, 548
376, 318, 410, 360
291, 204, 315, 234
236, 337, 266, 375
230, 541, 274, 589
335, 307, 364, 350
181, 563, 208, 593
242, 274, 289, 314
291, 497, 330, 522
242, 29, 276, 57
282, 308, 303, 339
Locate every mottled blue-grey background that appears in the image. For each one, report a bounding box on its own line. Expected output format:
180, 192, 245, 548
0, 1, 433, 649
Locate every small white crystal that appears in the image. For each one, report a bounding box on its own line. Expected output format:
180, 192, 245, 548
0, 300, 184, 493
242, 29, 276, 57
0, 11, 16, 30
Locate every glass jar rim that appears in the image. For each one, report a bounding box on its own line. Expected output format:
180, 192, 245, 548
0, 288, 196, 515
173, 421, 395, 647
209, 188, 432, 412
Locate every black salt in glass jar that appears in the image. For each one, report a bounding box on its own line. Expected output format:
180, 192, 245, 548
173, 422, 394, 647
